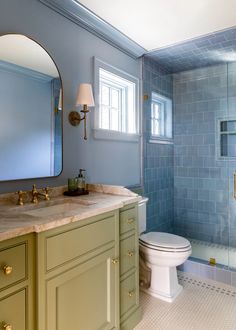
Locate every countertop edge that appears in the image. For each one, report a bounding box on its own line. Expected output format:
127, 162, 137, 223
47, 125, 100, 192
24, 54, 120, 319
0, 194, 141, 242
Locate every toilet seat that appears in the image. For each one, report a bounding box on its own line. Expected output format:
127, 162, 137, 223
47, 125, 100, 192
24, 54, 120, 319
139, 232, 191, 253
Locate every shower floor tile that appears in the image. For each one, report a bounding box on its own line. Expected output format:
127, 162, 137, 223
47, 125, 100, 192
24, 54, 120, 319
134, 271, 236, 330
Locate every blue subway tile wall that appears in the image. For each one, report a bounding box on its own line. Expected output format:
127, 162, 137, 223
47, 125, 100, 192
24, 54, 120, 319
147, 26, 236, 73
173, 63, 235, 245
143, 57, 174, 232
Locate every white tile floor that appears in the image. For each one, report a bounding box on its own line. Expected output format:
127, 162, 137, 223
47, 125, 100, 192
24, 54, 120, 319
134, 271, 236, 330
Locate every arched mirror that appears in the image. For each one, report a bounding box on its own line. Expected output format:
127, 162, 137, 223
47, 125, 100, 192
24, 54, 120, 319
0, 34, 62, 181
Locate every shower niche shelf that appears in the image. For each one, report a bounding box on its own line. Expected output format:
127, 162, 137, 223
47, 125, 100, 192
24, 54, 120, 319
220, 120, 236, 157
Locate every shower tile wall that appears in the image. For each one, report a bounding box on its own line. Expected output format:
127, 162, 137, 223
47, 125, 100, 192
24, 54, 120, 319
173, 63, 235, 246
227, 62, 236, 250
143, 57, 174, 232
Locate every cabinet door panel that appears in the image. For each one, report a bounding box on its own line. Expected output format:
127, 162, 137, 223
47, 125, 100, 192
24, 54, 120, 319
46, 215, 115, 271
0, 289, 26, 330
120, 207, 136, 235
120, 234, 136, 276
46, 248, 118, 330
0, 243, 26, 290
120, 272, 139, 321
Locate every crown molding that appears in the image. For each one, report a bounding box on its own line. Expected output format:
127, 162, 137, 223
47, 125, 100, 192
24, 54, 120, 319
0, 60, 54, 82
39, 0, 146, 59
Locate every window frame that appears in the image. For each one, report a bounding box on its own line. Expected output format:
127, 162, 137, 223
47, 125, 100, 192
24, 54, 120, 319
94, 57, 140, 142
150, 92, 173, 144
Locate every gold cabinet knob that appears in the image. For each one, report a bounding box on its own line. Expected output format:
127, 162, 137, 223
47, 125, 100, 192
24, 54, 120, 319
3, 265, 13, 275
128, 290, 135, 298
2, 323, 13, 330
111, 258, 119, 265
127, 251, 134, 257
127, 218, 134, 224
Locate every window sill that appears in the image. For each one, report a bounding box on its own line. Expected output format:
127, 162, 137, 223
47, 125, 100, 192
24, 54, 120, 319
148, 138, 173, 145
93, 128, 140, 142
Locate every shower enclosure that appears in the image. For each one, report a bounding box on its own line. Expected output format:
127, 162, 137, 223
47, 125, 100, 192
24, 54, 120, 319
143, 33, 236, 274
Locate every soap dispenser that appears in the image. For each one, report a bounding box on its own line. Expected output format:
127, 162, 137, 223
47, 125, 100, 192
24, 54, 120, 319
78, 169, 86, 191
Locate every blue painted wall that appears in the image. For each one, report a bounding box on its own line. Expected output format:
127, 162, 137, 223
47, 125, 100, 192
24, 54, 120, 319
0, 0, 141, 193
0, 62, 53, 180
143, 57, 174, 232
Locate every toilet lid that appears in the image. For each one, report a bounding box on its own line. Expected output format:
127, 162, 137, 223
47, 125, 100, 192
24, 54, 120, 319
139, 232, 191, 250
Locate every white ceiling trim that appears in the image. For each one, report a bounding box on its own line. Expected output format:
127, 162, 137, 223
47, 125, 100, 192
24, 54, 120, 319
38, 0, 146, 58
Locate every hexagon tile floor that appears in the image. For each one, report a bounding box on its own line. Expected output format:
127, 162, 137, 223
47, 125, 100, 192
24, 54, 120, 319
134, 271, 236, 330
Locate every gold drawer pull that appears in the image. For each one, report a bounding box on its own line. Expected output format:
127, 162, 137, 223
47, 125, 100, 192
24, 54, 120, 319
128, 290, 135, 298
2, 323, 13, 330
127, 218, 134, 224
127, 251, 134, 257
3, 265, 13, 275
111, 258, 119, 265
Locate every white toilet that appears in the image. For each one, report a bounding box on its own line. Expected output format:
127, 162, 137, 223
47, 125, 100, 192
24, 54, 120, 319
138, 198, 192, 303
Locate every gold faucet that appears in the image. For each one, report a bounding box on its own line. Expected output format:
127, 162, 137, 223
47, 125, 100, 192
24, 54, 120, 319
31, 184, 50, 203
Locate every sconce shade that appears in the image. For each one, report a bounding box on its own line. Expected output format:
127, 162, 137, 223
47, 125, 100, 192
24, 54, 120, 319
76, 83, 95, 106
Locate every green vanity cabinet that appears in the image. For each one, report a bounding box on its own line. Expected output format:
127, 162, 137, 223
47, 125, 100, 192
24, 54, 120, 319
0, 201, 141, 330
119, 204, 141, 330
0, 234, 35, 330
36, 210, 120, 330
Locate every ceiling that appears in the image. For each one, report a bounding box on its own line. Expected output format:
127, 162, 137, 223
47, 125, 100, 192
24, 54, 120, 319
0, 34, 59, 77
147, 27, 236, 73
78, 0, 236, 52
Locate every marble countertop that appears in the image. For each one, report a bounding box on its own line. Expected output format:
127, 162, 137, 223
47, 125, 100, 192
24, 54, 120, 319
0, 184, 141, 242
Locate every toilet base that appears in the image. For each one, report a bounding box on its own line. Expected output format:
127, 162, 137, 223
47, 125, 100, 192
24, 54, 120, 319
141, 283, 183, 303
142, 264, 183, 303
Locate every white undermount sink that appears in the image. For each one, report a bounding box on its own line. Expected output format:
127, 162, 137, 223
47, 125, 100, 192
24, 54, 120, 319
10, 198, 96, 218
23, 202, 86, 217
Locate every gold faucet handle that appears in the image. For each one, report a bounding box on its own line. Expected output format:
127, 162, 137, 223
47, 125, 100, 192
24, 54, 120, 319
42, 187, 51, 200
31, 184, 38, 204
15, 190, 26, 206
32, 184, 37, 193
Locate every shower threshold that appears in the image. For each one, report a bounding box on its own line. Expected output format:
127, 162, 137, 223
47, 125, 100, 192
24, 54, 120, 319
178, 238, 236, 287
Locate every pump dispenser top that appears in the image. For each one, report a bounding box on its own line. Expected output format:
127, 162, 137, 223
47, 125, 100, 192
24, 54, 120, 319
78, 169, 86, 190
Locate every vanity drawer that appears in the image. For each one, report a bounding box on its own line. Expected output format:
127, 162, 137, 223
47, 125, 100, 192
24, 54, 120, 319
120, 234, 136, 276
46, 214, 116, 271
120, 206, 137, 235
0, 288, 26, 330
120, 273, 138, 319
0, 242, 26, 291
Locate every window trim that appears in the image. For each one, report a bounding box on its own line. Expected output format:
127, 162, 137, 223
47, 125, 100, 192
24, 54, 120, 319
150, 92, 173, 143
94, 57, 140, 142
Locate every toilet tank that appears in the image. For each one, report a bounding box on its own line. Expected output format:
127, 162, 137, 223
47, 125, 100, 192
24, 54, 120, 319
138, 197, 148, 235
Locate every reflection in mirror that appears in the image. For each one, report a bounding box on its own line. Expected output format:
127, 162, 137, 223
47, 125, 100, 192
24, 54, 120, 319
0, 34, 62, 181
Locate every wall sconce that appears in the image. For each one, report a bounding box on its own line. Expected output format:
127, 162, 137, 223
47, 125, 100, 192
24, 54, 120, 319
68, 83, 95, 140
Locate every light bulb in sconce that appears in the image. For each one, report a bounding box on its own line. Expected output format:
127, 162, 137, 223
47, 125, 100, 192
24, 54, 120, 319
68, 83, 95, 140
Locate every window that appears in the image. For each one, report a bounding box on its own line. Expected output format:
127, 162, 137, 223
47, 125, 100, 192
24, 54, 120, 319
94, 58, 139, 141
151, 92, 172, 142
